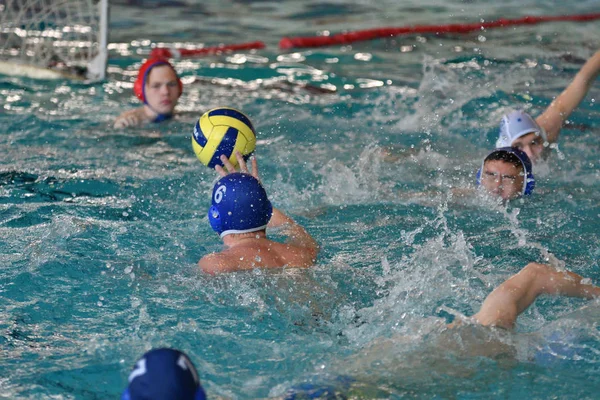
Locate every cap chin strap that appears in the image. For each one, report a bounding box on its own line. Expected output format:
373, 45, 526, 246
144, 102, 173, 123
121, 388, 131, 400
152, 111, 173, 123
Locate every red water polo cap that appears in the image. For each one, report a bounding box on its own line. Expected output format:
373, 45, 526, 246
133, 58, 183, 103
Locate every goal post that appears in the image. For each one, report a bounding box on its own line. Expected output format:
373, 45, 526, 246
0, 0, 108, 81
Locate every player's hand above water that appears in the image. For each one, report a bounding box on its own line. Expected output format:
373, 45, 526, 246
114, 108, 142, 129
216, 151, 260, 182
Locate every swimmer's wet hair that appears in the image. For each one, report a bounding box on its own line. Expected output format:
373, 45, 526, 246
484, 151, 524, 172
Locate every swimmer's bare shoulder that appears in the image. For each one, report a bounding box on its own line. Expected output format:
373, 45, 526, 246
198, 237, 316, 275
198, 252, 237, 275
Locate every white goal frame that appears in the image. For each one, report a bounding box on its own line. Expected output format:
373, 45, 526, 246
0, 0, 108, 81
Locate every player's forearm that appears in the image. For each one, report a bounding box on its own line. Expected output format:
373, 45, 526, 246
534, 264, 600, 299
474, 263, 600, 329
557, 51, 600, 110
267, 207, 294, 228
537, 51, 600, 142
268, 208, 319, 253
552, 70, 599, 117
577, 50, 600, 85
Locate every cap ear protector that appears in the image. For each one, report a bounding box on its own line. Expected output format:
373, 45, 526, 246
522, 167, 535, 196
208, 204, 222, 234
133, 58, 182, 104
208, 202, 276, 238
207, 195, 273, 238
476, 147, 535, 197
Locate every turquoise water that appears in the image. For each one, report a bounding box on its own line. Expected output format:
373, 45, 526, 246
1, 0, 600, 398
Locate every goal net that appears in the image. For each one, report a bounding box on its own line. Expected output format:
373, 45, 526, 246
0, 0, 108, 81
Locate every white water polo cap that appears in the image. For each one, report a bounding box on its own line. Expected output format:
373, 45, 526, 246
496, 110, 547, 148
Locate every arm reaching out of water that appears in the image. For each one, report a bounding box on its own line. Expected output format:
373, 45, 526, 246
199, 152, 319, 274
536, 50, 600, 143
267, 207, 320, 260
474, 262, 600, 329
217, 152, 320, 261
216, 153, 319, 261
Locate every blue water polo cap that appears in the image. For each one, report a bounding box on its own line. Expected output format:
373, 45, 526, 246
496, 110, 547, 148
208, 172, 273, 238
476, 147, 535, 196
121, 348, 207, 400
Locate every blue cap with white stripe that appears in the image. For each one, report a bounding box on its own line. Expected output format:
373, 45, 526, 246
476, 147, 535, 196
122, 348, 207, 400
208, 172, 273, 238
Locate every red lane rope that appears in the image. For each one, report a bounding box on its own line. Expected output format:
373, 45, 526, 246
279, 13, 600, 50
150, 41, 266, 59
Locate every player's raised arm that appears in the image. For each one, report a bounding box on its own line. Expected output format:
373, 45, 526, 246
198, 147, 319, 274
218, 152, 319, 261
536, 50, 600, 143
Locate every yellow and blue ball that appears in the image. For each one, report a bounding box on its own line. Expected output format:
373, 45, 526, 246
192, 107, 256, 168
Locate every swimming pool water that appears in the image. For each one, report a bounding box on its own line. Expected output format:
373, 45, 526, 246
1, 0, 600, 398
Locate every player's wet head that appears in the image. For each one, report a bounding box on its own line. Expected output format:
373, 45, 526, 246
477, 147, 535, 201
208, 172, 273, 238
122, 348, 206, 400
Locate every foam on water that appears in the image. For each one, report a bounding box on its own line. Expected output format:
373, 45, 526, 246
1, 0, 600, 398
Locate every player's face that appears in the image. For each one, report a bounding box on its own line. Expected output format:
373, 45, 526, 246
145, 65, 180, 115
511, 132, 543, 163
480, 160, 524, 201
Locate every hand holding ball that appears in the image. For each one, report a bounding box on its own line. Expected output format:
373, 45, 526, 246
192, 107, 256, 168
